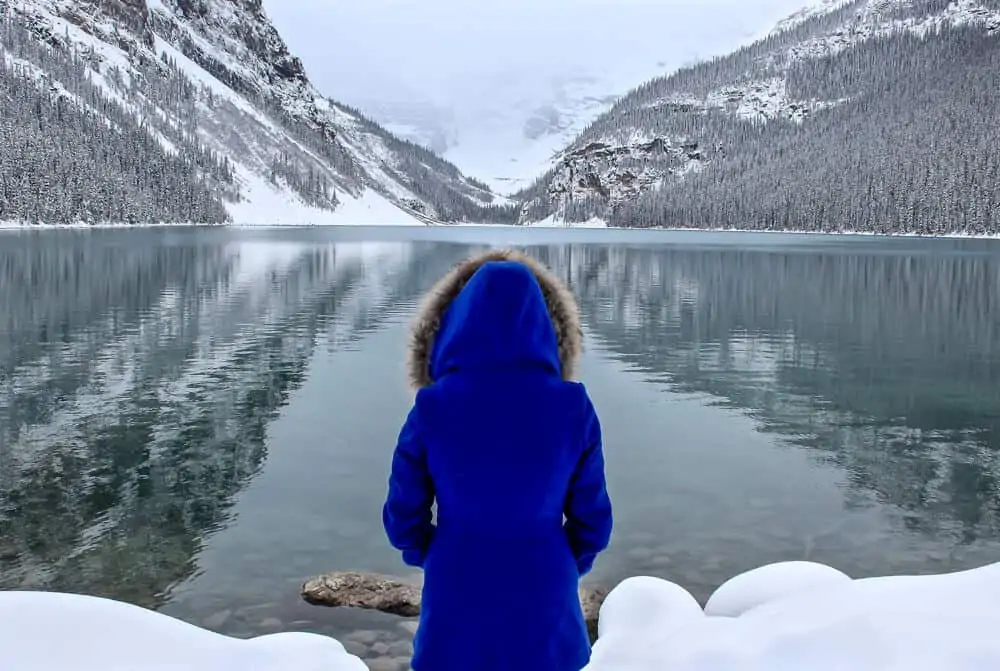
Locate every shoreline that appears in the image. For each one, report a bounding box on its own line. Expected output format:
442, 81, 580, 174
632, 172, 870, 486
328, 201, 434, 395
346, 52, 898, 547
0, 221, 228, 230
1, 220, 999, 240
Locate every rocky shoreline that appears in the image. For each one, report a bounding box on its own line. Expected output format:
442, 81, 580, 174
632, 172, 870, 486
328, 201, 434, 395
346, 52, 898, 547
301, 571, 609, 645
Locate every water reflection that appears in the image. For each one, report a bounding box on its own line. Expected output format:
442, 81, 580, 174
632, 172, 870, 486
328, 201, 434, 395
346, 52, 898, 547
2, 231, 1000, 653
0, 232, 442, 607
535, 244, 1000, 546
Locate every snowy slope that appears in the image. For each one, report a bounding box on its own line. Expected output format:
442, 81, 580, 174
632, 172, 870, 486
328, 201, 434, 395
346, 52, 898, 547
227, 171, 422, 226
438, 71, 624, 194
4, 0, 502, 225
520, 0, 1000, 229
769, 0, 856, 34
354, 69, 627, 195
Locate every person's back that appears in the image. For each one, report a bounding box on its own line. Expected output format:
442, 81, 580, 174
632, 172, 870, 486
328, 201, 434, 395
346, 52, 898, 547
382, 250, 614, 671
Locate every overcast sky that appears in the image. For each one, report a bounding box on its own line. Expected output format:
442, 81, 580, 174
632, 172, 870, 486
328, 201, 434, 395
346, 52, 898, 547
262, 0, 816, 106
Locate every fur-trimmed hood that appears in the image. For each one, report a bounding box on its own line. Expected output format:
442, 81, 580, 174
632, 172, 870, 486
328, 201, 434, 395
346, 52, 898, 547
407, 249, 583, 390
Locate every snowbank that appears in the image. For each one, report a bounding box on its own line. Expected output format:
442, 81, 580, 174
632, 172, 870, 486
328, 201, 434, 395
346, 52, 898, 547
586, 559, 1000, 670
4, 560, 999, 669
0, 591, 367, 671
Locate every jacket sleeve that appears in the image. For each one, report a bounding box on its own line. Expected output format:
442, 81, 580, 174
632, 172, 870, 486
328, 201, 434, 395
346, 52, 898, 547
564, 389, 613, 576
382, 403, 436, 568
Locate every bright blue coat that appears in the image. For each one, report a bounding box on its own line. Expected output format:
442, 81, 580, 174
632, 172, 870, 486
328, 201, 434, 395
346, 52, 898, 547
383, 251, 614, 671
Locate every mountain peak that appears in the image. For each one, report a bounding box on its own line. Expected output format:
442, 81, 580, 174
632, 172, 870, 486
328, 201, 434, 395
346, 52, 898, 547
4, 0, 510, 225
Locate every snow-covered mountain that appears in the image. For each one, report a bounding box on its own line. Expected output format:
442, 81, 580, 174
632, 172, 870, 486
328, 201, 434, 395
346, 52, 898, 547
438, 71, 624, 194
351, 68, 628, 194
519, 0, 1000, 234
1, 0, 514, 225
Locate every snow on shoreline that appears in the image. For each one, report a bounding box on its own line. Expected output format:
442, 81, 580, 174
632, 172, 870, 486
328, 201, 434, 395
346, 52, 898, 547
586, 559, 1000, 670
0, 188, 426, 229
2, 216, 999, 239
225, 177, 426, 227
2, 560, 999, 670
0, 590, 367, 671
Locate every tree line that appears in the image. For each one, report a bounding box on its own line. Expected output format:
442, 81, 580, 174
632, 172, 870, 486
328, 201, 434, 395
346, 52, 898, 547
517, 13, 1000, 234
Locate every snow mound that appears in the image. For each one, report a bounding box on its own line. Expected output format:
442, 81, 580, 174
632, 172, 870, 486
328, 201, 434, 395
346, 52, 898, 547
704, 560, 851, 617
0, 591, 367, 671
597, 576, 703, 639
586, 560, 1000, 670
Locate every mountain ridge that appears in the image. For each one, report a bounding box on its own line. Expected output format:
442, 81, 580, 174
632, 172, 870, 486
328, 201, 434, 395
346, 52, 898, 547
1, 0, 514, 225
4, 0, 999, 232
517, 0, 1000, 234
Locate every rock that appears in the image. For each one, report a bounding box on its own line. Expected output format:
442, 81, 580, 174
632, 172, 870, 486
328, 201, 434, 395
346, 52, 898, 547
258, 617, 283, 631
303, 571, 609, 644
344, 629, 381, 645
341, 640, 368, 658
397, 620, 419, 637
201, 609, 232, 630
366, 657, 402, 671
371, 641, 391, 655
579, 585, 609, 644
388, 639, 414, 657
302, 572, 421, 618
0, 539, 18, 561
234, 602, 281, 619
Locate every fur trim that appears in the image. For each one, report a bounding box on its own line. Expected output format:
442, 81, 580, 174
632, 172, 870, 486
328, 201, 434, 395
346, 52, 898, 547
407, 249, 582, 390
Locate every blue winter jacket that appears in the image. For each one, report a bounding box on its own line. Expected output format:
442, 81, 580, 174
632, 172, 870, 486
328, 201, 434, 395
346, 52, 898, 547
383, 250, 614, 671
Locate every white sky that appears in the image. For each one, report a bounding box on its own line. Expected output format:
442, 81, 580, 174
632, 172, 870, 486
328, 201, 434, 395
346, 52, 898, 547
263, 0, 817, 106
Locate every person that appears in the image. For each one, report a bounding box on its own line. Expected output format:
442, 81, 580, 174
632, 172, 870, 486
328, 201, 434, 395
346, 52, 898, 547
382, 249, 614, 671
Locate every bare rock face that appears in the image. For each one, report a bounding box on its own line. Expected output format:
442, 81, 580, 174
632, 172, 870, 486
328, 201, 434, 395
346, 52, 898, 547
515, 135, 707, 224
302, 571, 609, 644
99, 0, 150, 34
18, 0, 155, 52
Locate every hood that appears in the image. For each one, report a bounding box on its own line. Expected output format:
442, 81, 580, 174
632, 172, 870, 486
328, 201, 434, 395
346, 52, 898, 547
407, 250, 583, 390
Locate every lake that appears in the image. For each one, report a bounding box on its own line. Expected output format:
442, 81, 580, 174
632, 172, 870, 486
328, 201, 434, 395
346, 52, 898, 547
2, 226, 1000, 669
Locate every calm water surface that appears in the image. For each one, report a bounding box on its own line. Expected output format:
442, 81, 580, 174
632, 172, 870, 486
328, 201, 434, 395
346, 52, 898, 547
2, 227, 1000, 665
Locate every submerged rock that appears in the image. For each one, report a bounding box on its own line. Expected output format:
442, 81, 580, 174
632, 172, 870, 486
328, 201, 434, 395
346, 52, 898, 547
301, 571, 609, 643
366, 657, 404, 671
201, 609, 232, 630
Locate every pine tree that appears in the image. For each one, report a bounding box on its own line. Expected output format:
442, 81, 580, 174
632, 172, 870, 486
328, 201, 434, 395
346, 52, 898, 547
518, 16, 1000, 234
